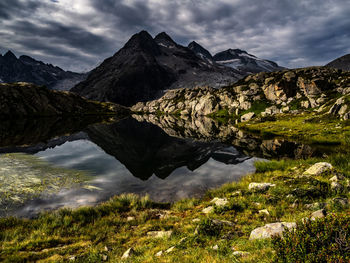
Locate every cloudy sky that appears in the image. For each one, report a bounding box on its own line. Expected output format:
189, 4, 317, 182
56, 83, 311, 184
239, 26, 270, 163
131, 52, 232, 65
0, 0, 349, 72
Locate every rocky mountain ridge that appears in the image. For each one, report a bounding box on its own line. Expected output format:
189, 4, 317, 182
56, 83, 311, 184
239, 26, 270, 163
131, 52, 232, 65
0, 82, 129, 119
0, 51, 87, 90
132, 67, 350, 121
326, 54, 350, 71
71, 31, 242, 106
187, 42, 284, 74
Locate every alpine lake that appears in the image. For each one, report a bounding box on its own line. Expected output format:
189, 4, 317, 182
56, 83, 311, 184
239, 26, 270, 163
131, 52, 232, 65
0, 115, 328, 218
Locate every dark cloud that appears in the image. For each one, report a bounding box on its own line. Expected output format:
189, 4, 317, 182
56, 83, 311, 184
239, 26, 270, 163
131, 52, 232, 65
1, 0, 349, 71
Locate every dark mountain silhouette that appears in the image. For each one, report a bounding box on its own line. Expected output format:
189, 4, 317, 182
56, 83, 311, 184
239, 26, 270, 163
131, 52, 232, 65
71, 31, 241, 106
0, 51, 86, 90
326, 54, 350, 71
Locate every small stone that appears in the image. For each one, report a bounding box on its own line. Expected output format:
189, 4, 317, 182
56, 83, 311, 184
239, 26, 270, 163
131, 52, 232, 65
231, 190, 241, 197
192, 218, 201, 223
210, 197, 229, 207
248, 183, 276, 192
329, 174, 345, 182
258, 209, 270, 216
311, 209, 327, 220
332, 197, 349, 207
249, 222, 296, 240
304, 162, 333, 176
121, 248, 134, 259
331, 181, 343, 191
165, 246, 175, 253
212, 219, 234, 227
127, 216, 135, 221
147, 231, 173, 238
202, 206, 214, 214
155, 251, 163, 257
102, 255, 108, 261
212, 245, 219, 250
104, 246, 109, 252
69, 256, 76, 261
241, 112, 255, 122
233, 251, 250, 257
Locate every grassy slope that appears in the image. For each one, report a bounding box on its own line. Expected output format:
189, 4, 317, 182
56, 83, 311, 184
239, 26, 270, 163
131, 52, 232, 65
0, 150, 349, 262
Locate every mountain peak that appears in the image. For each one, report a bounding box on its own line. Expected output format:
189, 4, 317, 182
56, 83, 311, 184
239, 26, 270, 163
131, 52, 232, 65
4, 50, 17, 60
188, 41, 213, 60
123, 30, 160, 55
154, 32, 177, 46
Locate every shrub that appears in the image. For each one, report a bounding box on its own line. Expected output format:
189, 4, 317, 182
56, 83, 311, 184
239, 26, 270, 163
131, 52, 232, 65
196, 219, 222, 237
272, 213, 350, 262
255, 160, 288, 173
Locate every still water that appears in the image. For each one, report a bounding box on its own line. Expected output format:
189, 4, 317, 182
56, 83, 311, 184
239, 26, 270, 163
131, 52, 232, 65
0, 116, 321, 217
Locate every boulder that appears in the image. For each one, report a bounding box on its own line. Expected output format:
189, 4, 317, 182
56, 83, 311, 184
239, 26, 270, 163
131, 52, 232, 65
311, 209, 327, 220
241, 112, 255, 122
202, 206, 214, 214
210, 197, 229, 207
232, 251, 250, 257
248, 183, 276, 192
249, 222, 296, 240
303, 162, 333, 176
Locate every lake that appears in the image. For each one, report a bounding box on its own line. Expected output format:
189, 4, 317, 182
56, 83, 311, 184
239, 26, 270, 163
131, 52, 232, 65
0, 115, 324, 217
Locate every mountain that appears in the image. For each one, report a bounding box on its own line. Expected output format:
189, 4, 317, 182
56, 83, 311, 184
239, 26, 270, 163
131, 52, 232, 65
213, 49, 284, 74
326, 54, 350, 71
0, 51, 87, 90
71, 31, 241, 106
187, 42, 284, 74
187, 41, 213, 61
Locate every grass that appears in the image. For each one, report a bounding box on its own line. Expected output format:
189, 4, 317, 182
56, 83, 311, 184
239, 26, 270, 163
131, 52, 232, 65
0, 153, 349, 262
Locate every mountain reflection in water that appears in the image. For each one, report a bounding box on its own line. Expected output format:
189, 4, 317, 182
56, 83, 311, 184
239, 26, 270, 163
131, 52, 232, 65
0, 116, 324, 217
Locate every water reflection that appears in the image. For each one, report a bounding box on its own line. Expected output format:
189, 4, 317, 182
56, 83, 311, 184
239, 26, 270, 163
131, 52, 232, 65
0, 115, 325, 217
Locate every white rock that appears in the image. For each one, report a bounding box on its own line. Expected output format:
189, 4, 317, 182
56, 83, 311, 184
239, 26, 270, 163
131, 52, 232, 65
127, 216, 135, 221
121, 248, 134, 259
241, 112, 255, 122
202, 206, 214, 214
311, 209, 327, 220
210, 197, 229, 207
258, 209, 270, 216
212, 245, 219, 250
304, 162, 333, 176
248, 183, 276, 192
249, 222, 296, 240
331, 181, 343, 191
147, 230, 173, 238
165, 246, 175, 253
155, 251, 163, 257
192, 218, 201, 223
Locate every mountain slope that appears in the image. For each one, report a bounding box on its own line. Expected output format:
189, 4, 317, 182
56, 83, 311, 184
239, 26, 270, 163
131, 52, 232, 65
187, 41, 213, 61
71, 31, 241, 106
213, 49, 284, 74
326, 54, 350, 71
0, 51, 87, 90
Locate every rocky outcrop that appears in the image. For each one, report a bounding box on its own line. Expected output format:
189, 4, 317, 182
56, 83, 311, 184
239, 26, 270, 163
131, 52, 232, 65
132, 67, 350, 120
249, 222, 296, 240
131, 114, 326, 160
0, 82, 129, 119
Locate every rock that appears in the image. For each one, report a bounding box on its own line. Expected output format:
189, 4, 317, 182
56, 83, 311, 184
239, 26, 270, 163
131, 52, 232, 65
258, 209, 270, 216
202, 206, 214, 214
301, 100, 310, 108
248, 183, 276, 192
241, 112, 255, 122
212, 245, 219, 250
303, 162, 333, 176
121, 248, 134, 259
127, 216, 135, 221
329, 174, 345, 182
147, 230, 173, 238
102, 255, 108, 261
331, 181, 343, 191
311, 209, 327, 220
69, 256, 76, 261
233, 251, 250, 257
282, 106, 290, 113
210, 197, 229, 207
165, 246, 175, 253
155, 251, 163, 257
249, 222, 296, 240
192, 218, 201, 223
332, 197, 348, 207
212, 219, 234, 227
305, 202, 326, 210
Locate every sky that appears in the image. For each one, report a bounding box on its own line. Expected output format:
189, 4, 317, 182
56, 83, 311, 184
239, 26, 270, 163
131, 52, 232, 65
0, 0, 349, 72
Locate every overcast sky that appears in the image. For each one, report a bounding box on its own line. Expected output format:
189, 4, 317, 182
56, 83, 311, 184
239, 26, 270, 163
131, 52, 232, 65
0, 0, 349, 72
